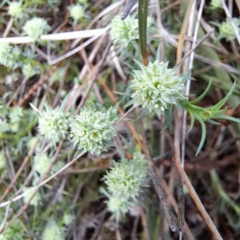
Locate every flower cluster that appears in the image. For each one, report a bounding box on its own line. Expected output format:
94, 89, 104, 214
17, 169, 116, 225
9, 106, 23, 132
63, 213, 74, 225
0, 220, 23, 240
34, 153, 51, 176
38, 106, 70, 144
23, 63, 39, 78
219, 18, 240, 41
22, 17, 51, 41
8, 2, 23, 18
69, 4, 84, 21
0, 118, 10, 133
0, 42, 21, 69
23, 186, 41, 206
70, 107, 118, 155
41, 219, 64, 240
0, 106, 23, 133
103, 152, 148, 219
110, 16, 139, 48
130, 60, 185, 118
210, 0, 222, 9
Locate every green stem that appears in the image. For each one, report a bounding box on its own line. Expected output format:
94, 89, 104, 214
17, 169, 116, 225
138, 0, 148, 65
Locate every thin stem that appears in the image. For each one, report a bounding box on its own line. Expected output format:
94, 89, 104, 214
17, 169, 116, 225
139, 120, 178, 232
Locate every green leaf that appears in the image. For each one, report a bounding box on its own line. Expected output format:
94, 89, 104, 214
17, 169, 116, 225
190, 80, 212, 104
210, 81, 236, 111
195, 116, 207, 156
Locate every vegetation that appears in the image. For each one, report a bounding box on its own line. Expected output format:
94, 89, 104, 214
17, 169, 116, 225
0, 0, 240, 239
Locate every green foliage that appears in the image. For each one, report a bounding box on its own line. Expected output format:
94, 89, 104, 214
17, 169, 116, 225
181, 81, 240, 155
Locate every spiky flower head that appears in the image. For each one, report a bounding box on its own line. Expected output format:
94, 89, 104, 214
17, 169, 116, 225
28, 137, 40, 152
63, 213, 74, 225
34, 153, 51, 176
70, 107, 118, 155
0, 118, 10, 133
210, 0, 223, 9
0, 42, 21, 68
131, 60, 185, 118
110, 16, 138, 48
103, 152, 148, 199
219, 18, 240, 41
0, 220, 23, 240
78, 0, 88, 4
9, 107, 23, 123
41, 219, 64, 240
22, 186, 41, 206
69, 4, 84, 21
106, 195, 132, 221
38, 106, 70, 144
22, 17, 51, 41
23, 63, 39, 78
8, 2, 23, 18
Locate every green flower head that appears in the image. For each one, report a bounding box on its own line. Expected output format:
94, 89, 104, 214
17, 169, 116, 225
131, 60, 185, 118
23, 63, 39, 78
0, 42, 21, 68
34, 153, 51, 176
106, 195, 132, 221
219, 18, 240, 41
22, 186, 41, 206
70, 107, 118, 155
41, 219, 64, 240
0, 118, 10, 133
8, 2, 23, 18
210, 0, 222, 9
110, 16, 139, 48
9, 107, 23, 123
69, 4, 84, 21
22, 17, 51, 41
103, 152, 148, 199
38, 106, 70, 144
